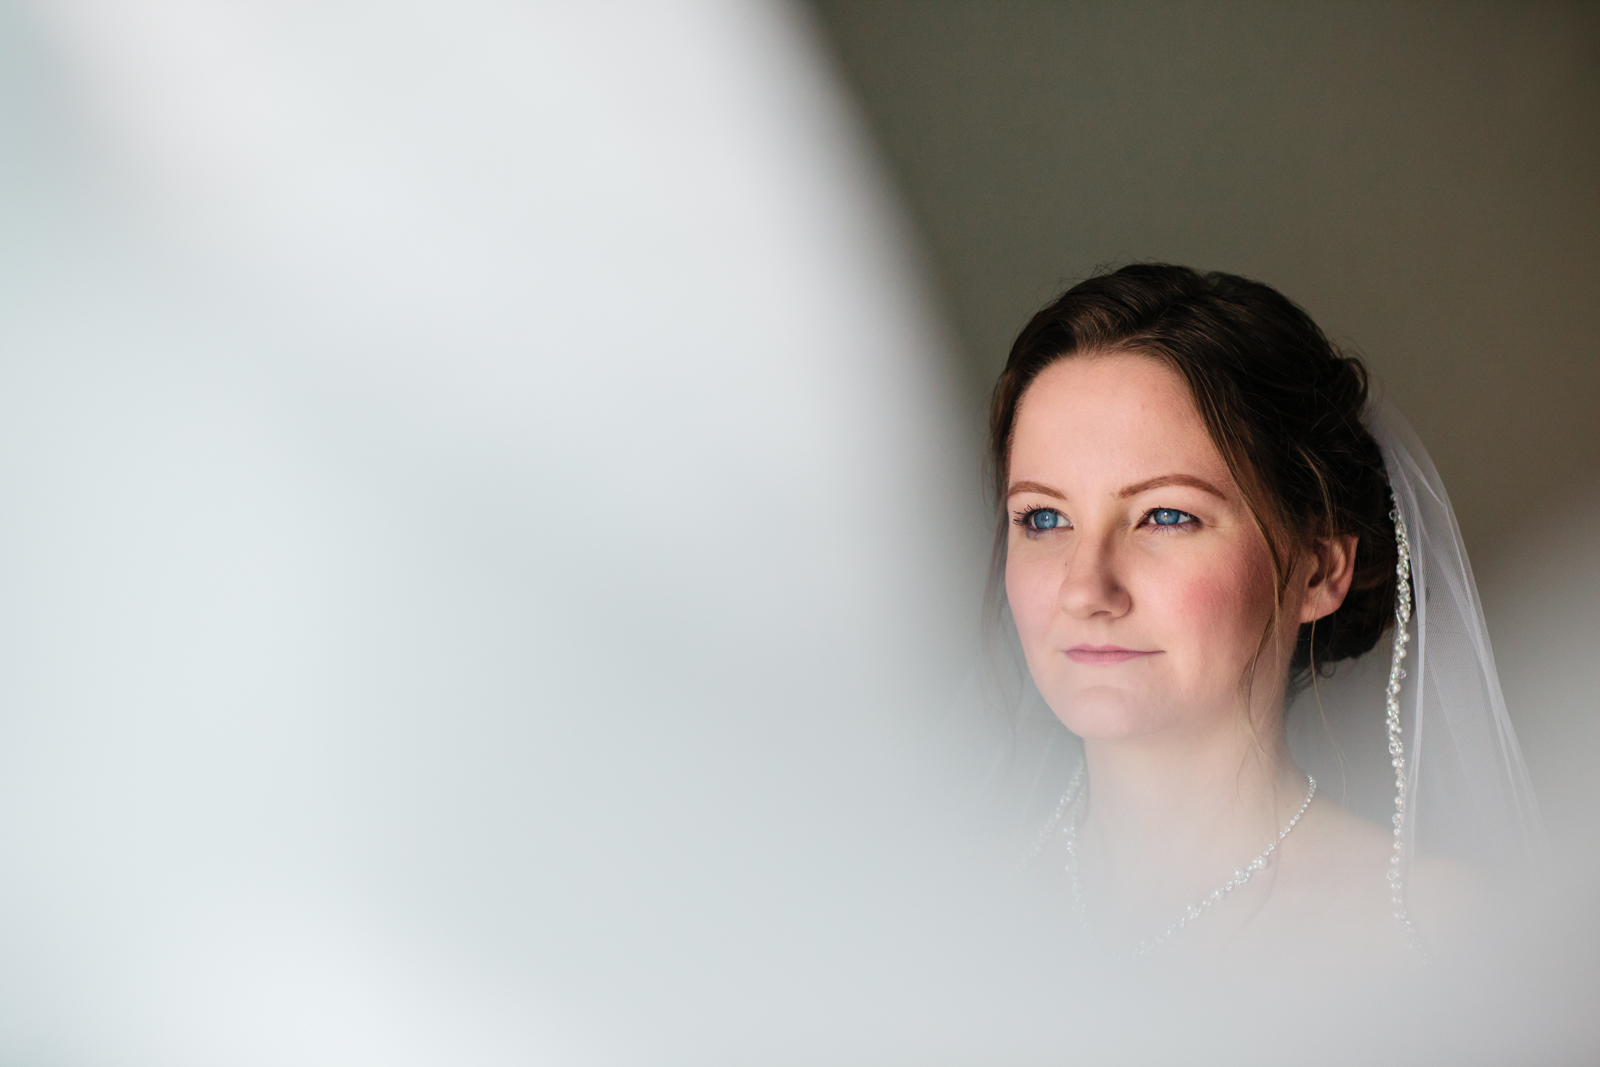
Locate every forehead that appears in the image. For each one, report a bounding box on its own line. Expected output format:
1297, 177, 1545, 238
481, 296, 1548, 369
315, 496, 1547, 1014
1009, 352, 1228, 487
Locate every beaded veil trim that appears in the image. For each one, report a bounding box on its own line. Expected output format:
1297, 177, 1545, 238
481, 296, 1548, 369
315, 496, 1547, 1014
1386, 494, 1426, 956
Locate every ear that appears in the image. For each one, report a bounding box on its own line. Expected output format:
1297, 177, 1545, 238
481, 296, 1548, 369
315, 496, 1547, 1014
1298, 534, 1358, 624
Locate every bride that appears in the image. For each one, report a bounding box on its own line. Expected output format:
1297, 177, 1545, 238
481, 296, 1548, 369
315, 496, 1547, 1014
995, 265, 1539, 965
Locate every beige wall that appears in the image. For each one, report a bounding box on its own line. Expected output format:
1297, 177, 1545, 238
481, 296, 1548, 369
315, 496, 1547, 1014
812, 1, 1599, 555
812, 0, 1600, 833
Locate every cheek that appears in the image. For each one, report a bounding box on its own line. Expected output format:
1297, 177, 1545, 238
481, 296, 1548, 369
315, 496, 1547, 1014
1147, 542, 1276, 664
1004, 550, 1056, 641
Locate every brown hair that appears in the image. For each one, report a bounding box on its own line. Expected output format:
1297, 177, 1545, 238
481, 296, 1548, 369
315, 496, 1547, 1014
988, 264, 1396, 686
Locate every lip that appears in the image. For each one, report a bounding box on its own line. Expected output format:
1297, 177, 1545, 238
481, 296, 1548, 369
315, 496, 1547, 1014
1064, 645, 1160, 665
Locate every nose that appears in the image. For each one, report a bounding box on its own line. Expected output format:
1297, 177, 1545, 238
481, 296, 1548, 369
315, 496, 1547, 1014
1058, 531, 1132, 620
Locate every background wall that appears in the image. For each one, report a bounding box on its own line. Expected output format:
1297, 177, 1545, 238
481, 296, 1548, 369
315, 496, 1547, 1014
810, 0, 1600, 846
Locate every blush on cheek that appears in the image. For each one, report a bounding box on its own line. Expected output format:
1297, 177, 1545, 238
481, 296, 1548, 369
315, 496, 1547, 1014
1169, 546, 1277, 678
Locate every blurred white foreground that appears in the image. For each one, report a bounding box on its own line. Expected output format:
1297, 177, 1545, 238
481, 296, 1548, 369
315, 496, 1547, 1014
0, 2, 998, 1061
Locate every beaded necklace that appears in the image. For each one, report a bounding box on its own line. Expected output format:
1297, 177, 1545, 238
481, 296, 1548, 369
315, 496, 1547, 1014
1030, 766, 1315, 957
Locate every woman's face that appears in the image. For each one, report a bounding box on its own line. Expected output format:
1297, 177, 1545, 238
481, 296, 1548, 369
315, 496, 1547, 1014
1004, 353, 1288, 741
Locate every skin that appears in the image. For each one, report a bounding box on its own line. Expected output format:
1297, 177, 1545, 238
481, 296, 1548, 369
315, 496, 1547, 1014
1008, 352, 1426, 964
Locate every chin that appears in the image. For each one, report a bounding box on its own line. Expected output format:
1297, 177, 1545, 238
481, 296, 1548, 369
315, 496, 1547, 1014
1041, 686, 1171, 740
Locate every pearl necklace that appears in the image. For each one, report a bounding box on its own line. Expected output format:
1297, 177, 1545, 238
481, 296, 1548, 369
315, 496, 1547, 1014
1031, 767, 1316, 957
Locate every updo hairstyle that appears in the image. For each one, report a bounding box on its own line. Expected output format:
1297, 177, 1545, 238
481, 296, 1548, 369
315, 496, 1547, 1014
989, 264, 1397, 683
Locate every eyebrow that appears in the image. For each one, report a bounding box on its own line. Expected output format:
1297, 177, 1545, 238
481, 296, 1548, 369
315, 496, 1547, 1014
1118, 474, 1227, 500
1006, 479, 1066, 501
1005, 474, 1227, 501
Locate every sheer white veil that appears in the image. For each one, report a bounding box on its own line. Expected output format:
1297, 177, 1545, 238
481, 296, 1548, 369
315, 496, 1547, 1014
1305, 404, 1542, 870
1289, 399, 1543, 874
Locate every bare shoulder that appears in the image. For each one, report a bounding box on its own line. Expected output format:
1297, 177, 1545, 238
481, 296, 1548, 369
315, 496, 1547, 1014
1290, 796, 1487, 954
1292, 793, 1391, 870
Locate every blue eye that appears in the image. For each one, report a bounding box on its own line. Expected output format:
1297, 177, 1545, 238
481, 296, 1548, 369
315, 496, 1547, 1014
1148, 508, 1197, 528
1015, 507, 1067, 532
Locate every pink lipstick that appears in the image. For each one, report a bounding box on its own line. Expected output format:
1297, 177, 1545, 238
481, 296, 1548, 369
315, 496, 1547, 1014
1064, 645, 1159, 665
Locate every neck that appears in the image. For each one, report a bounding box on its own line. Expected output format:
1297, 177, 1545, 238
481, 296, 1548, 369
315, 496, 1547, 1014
1078, 713, 1305, 888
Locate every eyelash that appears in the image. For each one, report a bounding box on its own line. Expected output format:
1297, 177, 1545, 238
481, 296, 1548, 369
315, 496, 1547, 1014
1012, 506, 1063, 533
1009, 507, 1201, 533
1143, 507, 1200, 532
